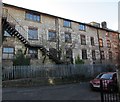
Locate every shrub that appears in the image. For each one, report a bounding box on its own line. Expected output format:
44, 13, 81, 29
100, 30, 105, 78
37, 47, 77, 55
13, 49, 30, 66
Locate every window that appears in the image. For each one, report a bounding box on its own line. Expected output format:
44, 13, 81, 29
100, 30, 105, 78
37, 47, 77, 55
108, 51, 112, 60
48, 31, 56, 42
4, 31, 11, 37
65, 33, 72, 43
29, 48, 38, 59
2, 47, 14, 59
91, 37, 94, 46
107, 40, 111, 48
99, 39, 103, 47
25, 12, 40, 22
92, 50, 96, 60
4, 23, 15, 37
66, 49, 73, 63
100, 51, 105, 60
82, 49, 87, 59
81, 35, 86, 45
79, 24, 86, 31
28, 27, 38, 40
63, 20, 71, 27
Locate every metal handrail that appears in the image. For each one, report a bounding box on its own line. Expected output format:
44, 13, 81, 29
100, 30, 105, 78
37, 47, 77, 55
2, 8, 54, 49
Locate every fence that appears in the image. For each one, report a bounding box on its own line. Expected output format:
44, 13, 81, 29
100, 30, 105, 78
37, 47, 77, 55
2, 64, 116, 81
100, 79, 120, 102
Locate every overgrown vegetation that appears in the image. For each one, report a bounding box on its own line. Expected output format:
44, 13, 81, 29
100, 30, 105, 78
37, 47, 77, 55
75, 55, 84, 64
13, 49, 30, 66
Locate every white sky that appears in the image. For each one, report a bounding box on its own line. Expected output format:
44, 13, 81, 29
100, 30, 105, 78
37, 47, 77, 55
2, 0, 119, 30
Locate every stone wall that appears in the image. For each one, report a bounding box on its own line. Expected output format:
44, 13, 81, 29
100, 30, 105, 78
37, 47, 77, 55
2, 4, 120, 66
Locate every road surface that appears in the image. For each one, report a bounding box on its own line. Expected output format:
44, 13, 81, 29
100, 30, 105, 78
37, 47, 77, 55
2, 82, 101, 101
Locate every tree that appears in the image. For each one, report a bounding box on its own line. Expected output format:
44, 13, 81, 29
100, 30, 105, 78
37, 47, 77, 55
13, 49, 30, 66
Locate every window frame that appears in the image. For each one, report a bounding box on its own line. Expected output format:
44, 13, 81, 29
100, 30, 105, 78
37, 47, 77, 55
108, 51, 112, 60
28, 48, 38, 59
81, 35, 86, 45
65, 32, 72, 43
99, 38, 103, 47
4, 31, 11, 37
79, 24, 86, 31
92, 50, 96, 60
28, 27, 38, 40
100, 51, 105, 60
25, 12, 41, 22
91, 37, 95, 46
66, 49, 73, 64
48, 30, 56, 42
82, 49, 87, 60
2, 47, 14, 60
107, 40, 111, 48
63, 20, 71, 28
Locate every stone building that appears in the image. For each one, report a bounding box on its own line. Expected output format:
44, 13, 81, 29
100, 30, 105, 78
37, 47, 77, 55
1, 3, 120, 67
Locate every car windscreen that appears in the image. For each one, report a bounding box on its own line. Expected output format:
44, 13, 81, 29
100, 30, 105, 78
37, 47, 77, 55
96, 73, 103, 79
100, 73, 113, 80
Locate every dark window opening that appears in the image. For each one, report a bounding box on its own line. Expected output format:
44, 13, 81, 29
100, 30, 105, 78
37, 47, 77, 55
65, 33, 72, 43
92, 50, 96, 60
82, 49, 87, 59
81, 35, 86, 45
28, 48, 38, 59
48, 31, 56, 42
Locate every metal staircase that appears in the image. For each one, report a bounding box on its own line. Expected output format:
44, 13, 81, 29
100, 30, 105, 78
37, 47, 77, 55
2, 9, 63, 64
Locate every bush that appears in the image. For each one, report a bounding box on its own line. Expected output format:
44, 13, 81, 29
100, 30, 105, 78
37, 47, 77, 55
75, 55, 84, 64
13, 49, 30, 66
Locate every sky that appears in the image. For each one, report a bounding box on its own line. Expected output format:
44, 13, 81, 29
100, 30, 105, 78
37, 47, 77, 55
2, 0, 119, 30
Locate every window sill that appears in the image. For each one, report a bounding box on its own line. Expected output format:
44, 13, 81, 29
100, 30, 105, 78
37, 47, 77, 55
63, 26, 71, 28
28, 39, 39, 41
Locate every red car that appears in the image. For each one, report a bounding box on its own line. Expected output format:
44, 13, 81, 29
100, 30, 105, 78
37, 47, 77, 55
90, 72, 117, 91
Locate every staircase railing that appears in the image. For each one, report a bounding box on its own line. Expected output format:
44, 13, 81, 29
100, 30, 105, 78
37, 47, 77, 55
2, 8, 62, 63
2, 8, 55, 50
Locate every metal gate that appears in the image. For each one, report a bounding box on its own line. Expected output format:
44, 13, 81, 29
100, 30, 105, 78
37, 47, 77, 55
100, 79, 120, 102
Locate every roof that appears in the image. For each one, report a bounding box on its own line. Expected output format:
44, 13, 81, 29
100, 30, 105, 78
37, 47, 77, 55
3, 3, 119, 34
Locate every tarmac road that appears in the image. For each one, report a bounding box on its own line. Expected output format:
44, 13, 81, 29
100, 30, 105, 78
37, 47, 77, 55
2, 82, 101, 101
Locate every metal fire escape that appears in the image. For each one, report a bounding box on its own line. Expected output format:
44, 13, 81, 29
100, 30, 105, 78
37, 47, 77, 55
2, 9, 63, 64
